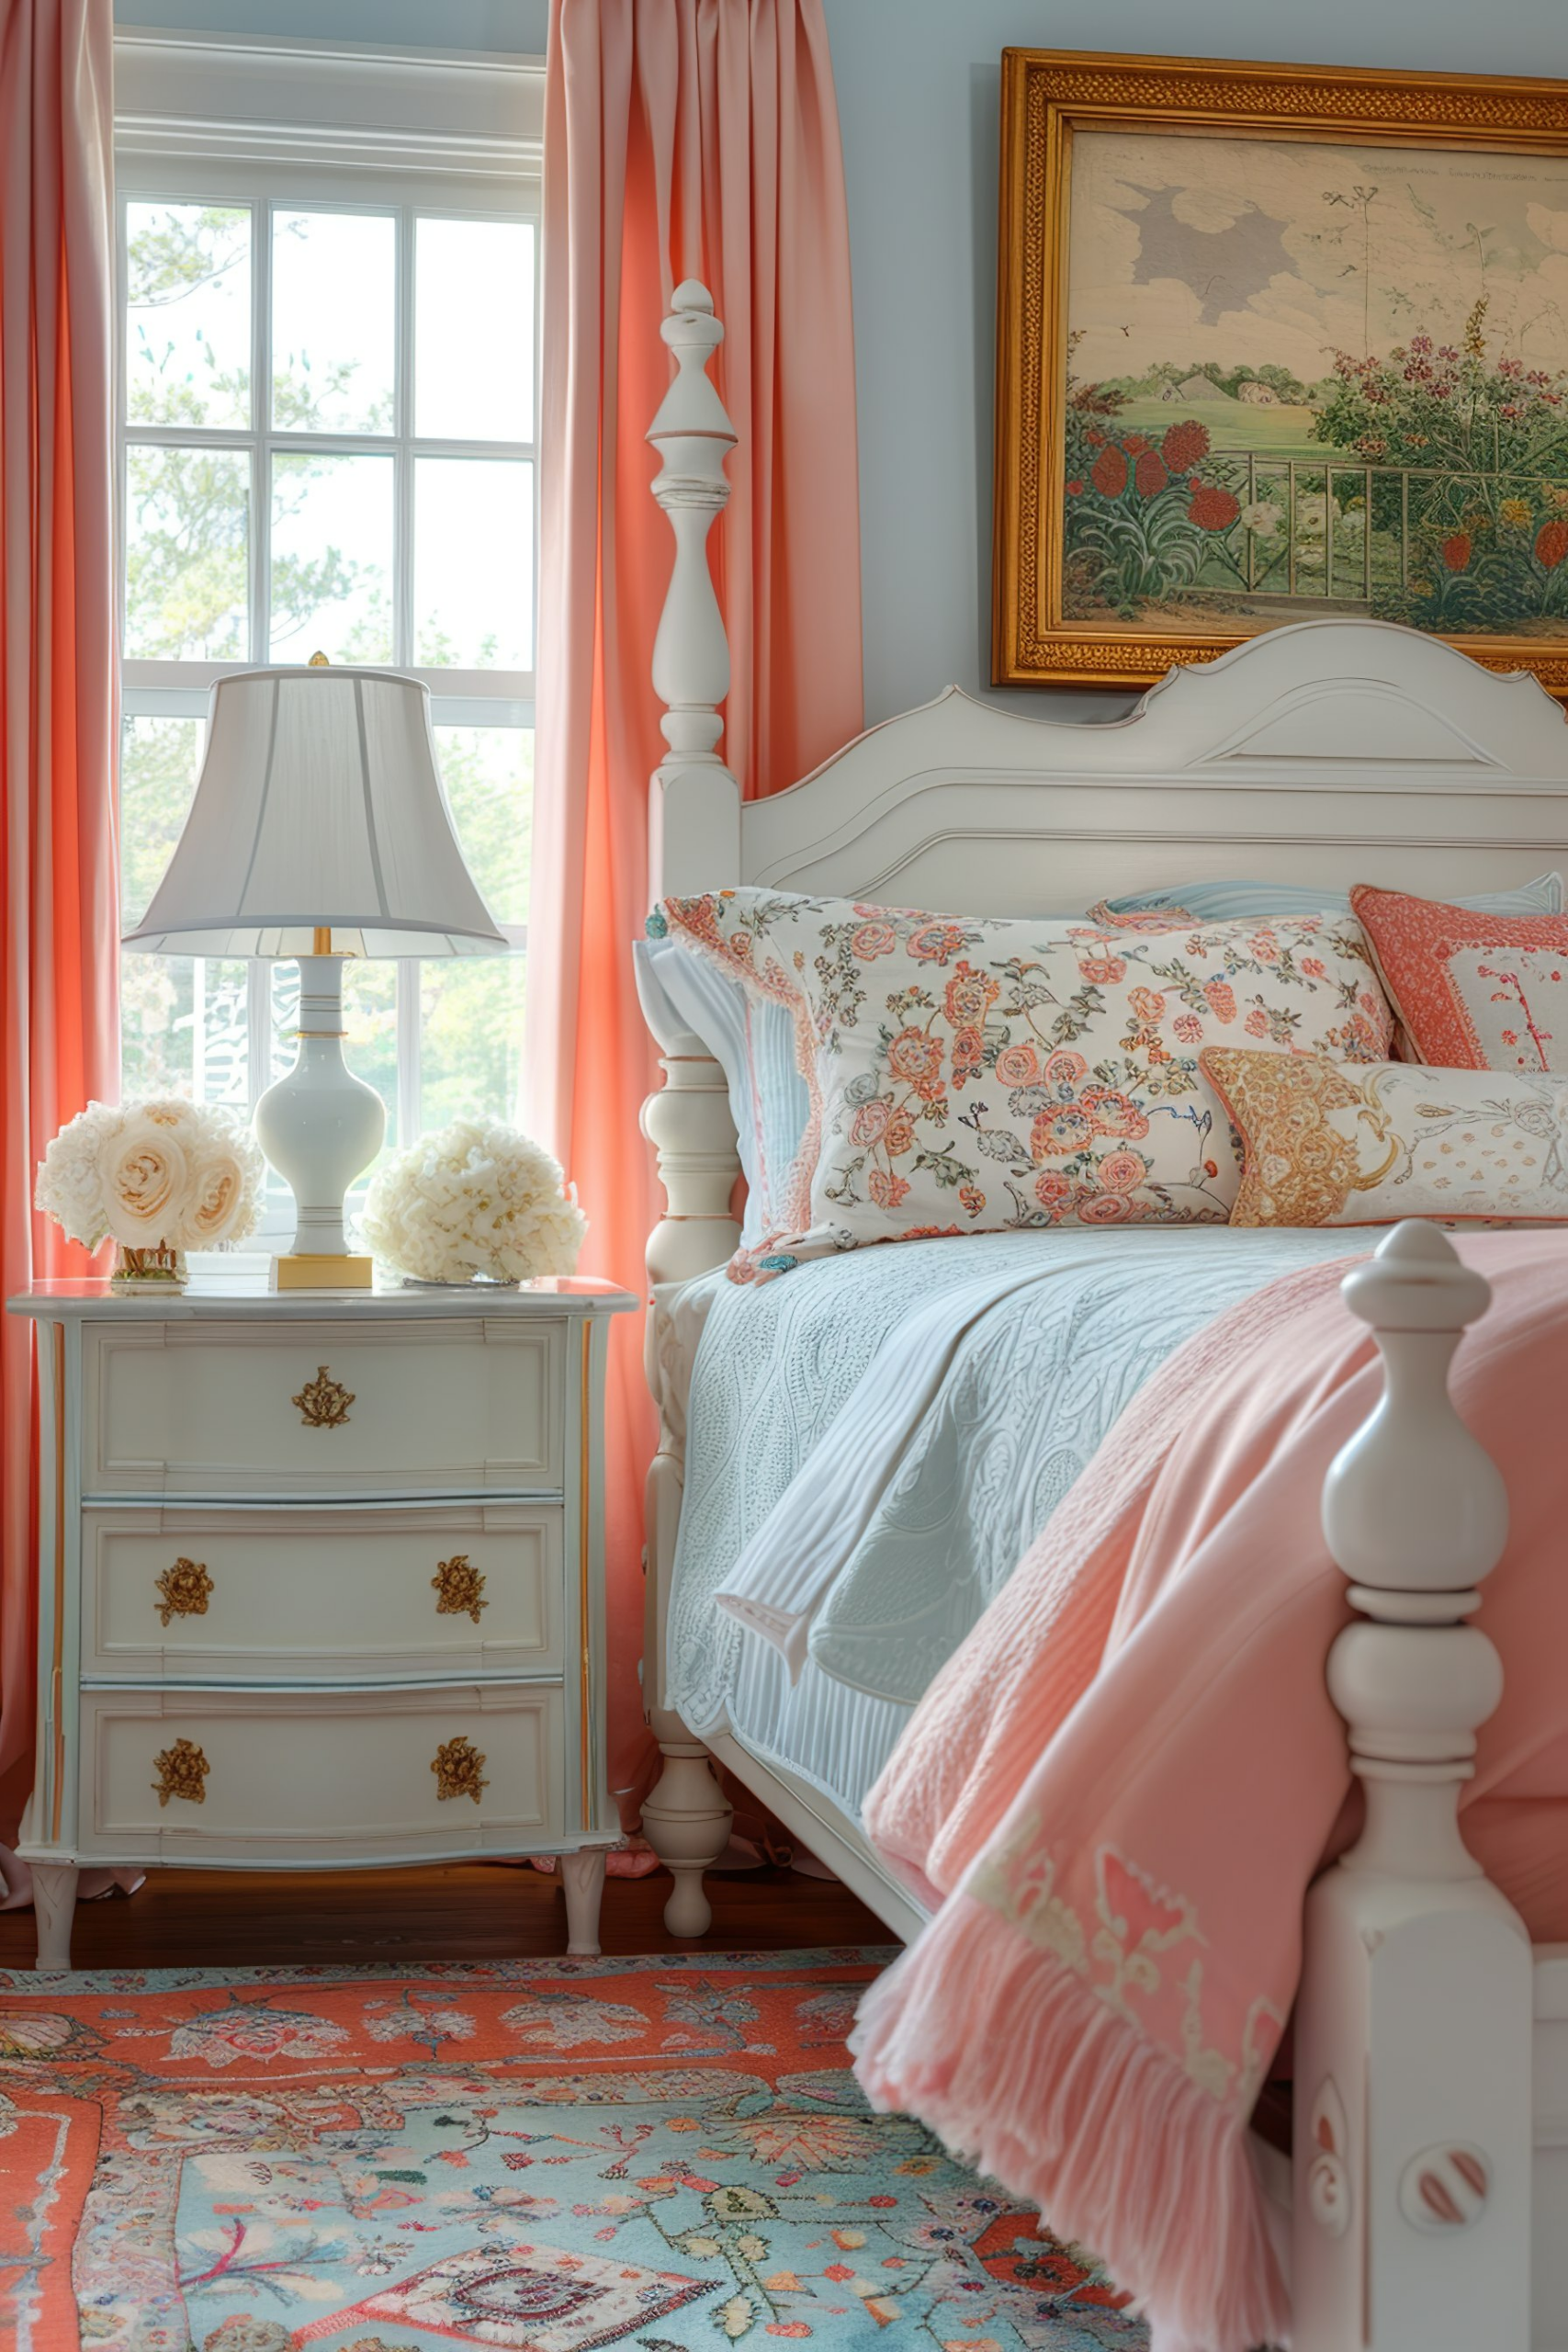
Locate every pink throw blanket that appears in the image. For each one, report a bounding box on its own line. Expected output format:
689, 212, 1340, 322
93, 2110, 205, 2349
852, 1232, 1568, 2352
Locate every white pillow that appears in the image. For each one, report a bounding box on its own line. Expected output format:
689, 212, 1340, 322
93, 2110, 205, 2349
652, 888, 1393, 1277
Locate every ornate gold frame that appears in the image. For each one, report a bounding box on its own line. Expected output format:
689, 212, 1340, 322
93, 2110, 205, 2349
993, 49, 1568, 694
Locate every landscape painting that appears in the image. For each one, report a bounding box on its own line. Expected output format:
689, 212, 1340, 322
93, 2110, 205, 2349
993, 51, 1568, 692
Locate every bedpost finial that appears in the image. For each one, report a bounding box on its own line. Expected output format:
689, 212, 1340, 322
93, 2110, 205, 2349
1339, 1216, 1493, 1338
660, 278, 727, 372
1324, 1219, 1506, 1597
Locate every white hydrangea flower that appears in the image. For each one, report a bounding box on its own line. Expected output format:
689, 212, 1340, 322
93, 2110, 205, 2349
35, 1102, 123, 1250
362, 1118, 589, 1285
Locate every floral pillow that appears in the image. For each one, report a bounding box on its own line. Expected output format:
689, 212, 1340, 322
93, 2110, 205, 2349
1202, 1046, 1568, 1228
649, 889, 1393, 1277
1349, 885, 1568, 1073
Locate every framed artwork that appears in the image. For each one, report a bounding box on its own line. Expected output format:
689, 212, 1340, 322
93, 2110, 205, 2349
993, 50, 1568, 694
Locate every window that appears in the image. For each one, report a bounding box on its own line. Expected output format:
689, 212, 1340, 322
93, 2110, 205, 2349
114, 36, 542, 1241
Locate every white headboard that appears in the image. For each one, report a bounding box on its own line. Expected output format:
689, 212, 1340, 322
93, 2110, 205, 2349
646, 287, 1568, 920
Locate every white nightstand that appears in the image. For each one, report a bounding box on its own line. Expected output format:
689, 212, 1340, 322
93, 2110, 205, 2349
6, 1271, 636, 1970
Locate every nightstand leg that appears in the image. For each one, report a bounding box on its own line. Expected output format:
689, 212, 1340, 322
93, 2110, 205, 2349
560, 1849, 607, 1956
31, 1863, 79, 1972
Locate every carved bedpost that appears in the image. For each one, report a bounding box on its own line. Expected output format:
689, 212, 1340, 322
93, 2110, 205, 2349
1293, 1221, 1531, 2351
637, 278, 743, 1935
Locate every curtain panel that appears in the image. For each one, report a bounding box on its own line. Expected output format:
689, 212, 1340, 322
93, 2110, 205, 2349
0, 0, 118, 1851
529, 0, 863, 1814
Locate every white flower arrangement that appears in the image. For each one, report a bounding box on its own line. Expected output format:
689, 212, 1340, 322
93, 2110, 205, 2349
362, 1117, 588, 1286
35, 1098, 265, 1254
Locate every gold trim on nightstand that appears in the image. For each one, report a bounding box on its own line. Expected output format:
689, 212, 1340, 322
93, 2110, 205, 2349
154, 1557, 213, 1625
152, 1737, 209, 1806
431, 1736, 488, 1803
432, 1554, 486, 1623
292, 1366, 355, 1427
579, 1333, 593, 1833
50, 1326, 65, 1841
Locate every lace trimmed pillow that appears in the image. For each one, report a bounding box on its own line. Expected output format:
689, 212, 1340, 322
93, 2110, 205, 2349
1349, 884, 1568, 1073
1201, 1047, 1568, 1227
649, 888, 1393, 1277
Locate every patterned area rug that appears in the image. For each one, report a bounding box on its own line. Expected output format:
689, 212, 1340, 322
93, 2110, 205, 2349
0, 1947, 1145, 2352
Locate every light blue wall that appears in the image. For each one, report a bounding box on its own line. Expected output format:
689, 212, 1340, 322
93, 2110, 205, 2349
117, 0, 1568, 723
114, 0, 548, 51
822, 0, 1568, 723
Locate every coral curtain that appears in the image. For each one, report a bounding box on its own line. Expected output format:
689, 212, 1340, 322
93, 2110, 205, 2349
529, 0, 863, 1813
0, 0, 119, 1861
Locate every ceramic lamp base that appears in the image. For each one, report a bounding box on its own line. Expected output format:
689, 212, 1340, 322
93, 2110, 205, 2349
270, 1252, 376, 1292
254, 954, 386, 1266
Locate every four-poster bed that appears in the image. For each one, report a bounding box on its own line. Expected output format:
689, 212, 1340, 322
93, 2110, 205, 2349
636, 279, 1568, 2346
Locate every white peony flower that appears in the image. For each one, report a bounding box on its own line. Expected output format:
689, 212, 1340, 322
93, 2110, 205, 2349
185, 1117, 265, 1247
363, 1118, 589, 1285
102, 1110, 195, 1243
36, 1096, 264, 1252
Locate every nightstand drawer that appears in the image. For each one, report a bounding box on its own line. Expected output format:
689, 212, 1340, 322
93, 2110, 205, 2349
82, 1317, 566, 1497
76, 1685, 566, 1861
80, 1503, 564, 1682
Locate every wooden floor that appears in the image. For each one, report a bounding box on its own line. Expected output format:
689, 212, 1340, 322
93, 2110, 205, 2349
0, 1860, 890, 1972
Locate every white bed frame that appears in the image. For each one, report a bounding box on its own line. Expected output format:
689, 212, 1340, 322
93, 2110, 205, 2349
637, 281, 1568, 2348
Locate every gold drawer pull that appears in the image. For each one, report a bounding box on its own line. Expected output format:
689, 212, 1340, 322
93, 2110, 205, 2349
432, 1736, 488, 1804
152, 1737, 209, 1806
292, 1366, 355, 1428
433, 1554, 487, 1623
154, 1557, 212, 1625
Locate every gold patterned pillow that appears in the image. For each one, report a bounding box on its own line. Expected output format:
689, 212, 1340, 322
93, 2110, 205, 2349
649, 888, 1393, 1276
1201, 1047, 1568, 1227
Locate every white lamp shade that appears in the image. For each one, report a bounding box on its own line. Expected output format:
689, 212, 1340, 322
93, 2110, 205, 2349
122, 666, 508, 958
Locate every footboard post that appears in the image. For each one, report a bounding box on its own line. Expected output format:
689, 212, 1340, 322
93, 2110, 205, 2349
1293, 1221, 1532, 2350
637, 277, 744, 1936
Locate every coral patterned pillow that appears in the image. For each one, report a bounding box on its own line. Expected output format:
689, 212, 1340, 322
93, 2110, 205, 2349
1349, 885, 1568, 1073
1202, 1046, 1568, 1228
649, 888, 1393, 1277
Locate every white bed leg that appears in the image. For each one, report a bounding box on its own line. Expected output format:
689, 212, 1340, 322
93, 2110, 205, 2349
641, 1714, 733, 1937
1293, 1222, 1532, 2351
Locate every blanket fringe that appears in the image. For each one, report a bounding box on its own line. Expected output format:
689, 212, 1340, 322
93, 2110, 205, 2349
850, 1892, 1291, 2352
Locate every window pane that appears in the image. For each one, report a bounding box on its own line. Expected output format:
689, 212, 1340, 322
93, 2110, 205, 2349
121, 956, 195, 1099
126, 201, 252, 429
124, 444, 249, 659
420, 956, 525, 1131
415, 217, 535, 442
270, 452, 394, 663
189, 959, 254, 1105
120, 956, 250, 1105
414, 458, 532, 668
271, 209, 394, 434
120, 714, 202, 930
434, 726, 532, 928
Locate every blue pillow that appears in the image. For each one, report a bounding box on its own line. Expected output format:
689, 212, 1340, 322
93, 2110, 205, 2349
1094, 872, 1562, 923
635, 934, 808, 1253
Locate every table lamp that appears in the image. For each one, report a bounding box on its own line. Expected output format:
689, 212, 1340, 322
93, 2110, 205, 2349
122, 662, 507, 1289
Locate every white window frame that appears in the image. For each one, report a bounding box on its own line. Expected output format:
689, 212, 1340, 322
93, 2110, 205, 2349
113, 30, 544, 1192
